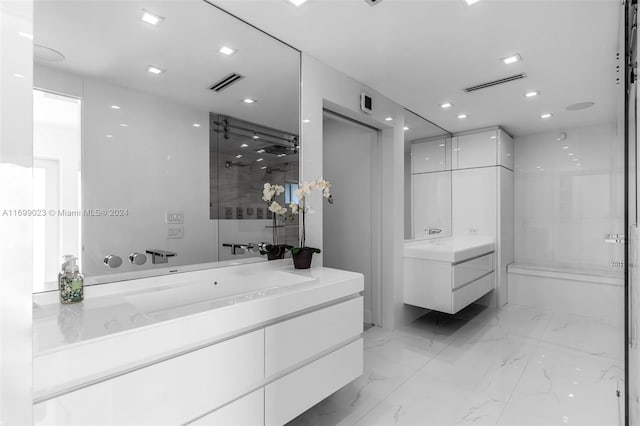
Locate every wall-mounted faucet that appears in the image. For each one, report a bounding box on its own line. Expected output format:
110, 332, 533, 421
145, 249, 177, 264
428, 228, 442, 235
223, 243, 258, 255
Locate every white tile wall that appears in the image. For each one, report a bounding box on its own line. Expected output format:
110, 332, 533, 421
514, 124, 623, 271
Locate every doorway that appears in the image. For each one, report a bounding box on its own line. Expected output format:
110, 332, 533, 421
322, 110, 381, 326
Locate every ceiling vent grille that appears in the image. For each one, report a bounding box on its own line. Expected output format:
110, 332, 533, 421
209, 73, 245, 92
463, 73, 527, 93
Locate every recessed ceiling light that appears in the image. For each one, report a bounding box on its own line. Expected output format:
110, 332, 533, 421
240, 144, 248, 148
18, 32, 33, 40
403, 126, 409, 131
303, 119, 311, 123
465, 0, 481, 5
562, 146, 569, 149
105, 135, 113, 138
457, 114, 468, 119
439, 143, 445, 147
192, 123, 201, 128
257, 149, 266, 153
425, 157, 430, 160
236, 154, 243, 159
502, 54, 522, 65
257, 158, 264, 162
385, 117, 393, 121
219, 46, 237, 56
13, 73, 25, 79
490, 135, 497, 139
119, 123, 128, 127
568, 153, 574, 156
252, 135, 260, 139
111, 105, 121, 110
242, 98, 256, 104
141, 10, 164, 26
146, 65, 165, 75
440, 102, 453, 109
525, 91, 540, 98
288, 0, 308, 6
541, 113, 553, 119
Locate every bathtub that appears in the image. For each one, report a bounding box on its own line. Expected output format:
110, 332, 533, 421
507, 263, 624, 326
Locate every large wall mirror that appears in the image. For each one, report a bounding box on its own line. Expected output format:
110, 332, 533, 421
403, 109, 452, 241
33, 0, 300, 292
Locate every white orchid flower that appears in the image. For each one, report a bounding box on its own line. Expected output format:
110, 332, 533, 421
274, 185, 285, 196
268, 201, 284, 214
289, 203, 299, 214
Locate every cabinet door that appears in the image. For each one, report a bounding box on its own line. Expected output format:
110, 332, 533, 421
412, 138, 449, 173
498, 129, 514, 170
455, 130, 497, 169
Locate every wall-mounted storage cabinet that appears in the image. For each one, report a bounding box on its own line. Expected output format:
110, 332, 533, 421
452, 128, 514, 171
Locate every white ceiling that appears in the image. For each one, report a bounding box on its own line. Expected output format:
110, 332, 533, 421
214, 0, 621, 137
34, 0, 300, 134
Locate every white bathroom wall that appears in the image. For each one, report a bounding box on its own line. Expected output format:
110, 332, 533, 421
34, 65, 217, 277
0, 1, 34, 423
514, 124, 624, 271
301, 54, 415, 329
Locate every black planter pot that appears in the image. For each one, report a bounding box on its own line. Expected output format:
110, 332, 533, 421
266, 244, 290, 260
292, 247, 317, 269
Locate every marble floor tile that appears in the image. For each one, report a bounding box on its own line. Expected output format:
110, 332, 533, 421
539, 311, 624, 361
287, 303, 624, 426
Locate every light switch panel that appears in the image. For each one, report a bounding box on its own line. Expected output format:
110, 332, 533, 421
167, 227, 184, 239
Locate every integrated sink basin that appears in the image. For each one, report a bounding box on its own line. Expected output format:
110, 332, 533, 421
404, 235, 495, 263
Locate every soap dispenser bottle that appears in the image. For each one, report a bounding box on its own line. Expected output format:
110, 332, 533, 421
58, 255, 73, 290
59, 256, 84, 304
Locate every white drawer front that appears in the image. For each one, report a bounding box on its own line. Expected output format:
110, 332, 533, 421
452, 272, 495, 314
452, 253, 494, 290
34, 330, 264, 426
265, 339, 363, 426
265, 297, 363, 377
190, 389, 263, 426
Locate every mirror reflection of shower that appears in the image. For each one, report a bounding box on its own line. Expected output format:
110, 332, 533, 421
210, 114, 299, 260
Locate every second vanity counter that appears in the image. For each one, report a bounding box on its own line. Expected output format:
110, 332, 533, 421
33, 260, 364, 425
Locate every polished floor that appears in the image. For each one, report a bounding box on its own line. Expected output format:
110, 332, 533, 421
287, 303, 624, 426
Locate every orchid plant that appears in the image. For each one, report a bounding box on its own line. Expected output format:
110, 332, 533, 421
289, 177, 333, 253
262, 183, 287, 247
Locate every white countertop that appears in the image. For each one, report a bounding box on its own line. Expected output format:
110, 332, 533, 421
33, 260, 364, 400
404, 235, 495, 263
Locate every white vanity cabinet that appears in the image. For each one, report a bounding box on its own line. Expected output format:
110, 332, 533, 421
32, 264, 364, 426
403, 238, 495, 314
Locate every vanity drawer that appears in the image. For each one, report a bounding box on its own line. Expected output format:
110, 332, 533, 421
452, 252, 494, 290
33, 330, 264, 426
190, 389, 263, 426
452, 272, 495, 314
265, 297, 363, 376
265, 338, 363, 426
